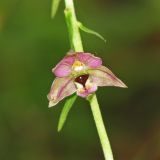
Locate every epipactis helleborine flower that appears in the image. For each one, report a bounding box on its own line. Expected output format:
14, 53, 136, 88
47, 52, 127, 107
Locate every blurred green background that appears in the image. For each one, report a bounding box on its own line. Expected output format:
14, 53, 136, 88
0, 0, 160, 160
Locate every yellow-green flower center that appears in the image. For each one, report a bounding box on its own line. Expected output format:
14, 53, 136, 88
71, 60, 87, 77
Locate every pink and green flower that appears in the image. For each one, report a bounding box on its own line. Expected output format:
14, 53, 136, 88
48, 52, 127, 107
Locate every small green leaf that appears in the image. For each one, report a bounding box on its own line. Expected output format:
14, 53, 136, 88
58, 94, 77, 132
51, 0, 61, 18
78, 21, 106, 43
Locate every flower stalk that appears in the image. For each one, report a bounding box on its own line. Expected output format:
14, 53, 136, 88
64, 0, 114, 159
88, 94, 114, 160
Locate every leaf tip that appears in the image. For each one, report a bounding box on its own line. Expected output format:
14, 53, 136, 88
51, 0, 61, 19
78, 21, 106, 43
57, 125, 62, 132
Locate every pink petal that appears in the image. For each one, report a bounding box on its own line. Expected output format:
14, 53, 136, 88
77, 87, 96, 98
52, 52, 102, 77
77, 52, 102, 68
47, 77, 76, 107
88, 66, 127, 88
53, 54, 76, 77
87, 84, 98, 93
77, 91, 89, 98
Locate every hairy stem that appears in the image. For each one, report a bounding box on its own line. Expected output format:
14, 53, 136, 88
64, 0, 114, 159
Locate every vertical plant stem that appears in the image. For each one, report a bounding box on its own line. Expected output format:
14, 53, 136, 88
88, 94, 114, 160
64, 0, 83, 51
64, 0, 114, 159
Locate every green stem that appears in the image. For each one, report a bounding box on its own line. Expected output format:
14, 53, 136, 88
64, 0, 83, 51
88, 94, 114, 160
64, 0, 114, 159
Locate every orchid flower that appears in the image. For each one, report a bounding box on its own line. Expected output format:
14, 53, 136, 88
47, 52, 127, 107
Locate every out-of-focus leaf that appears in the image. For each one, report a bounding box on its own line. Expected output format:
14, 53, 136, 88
77, 21, 106, 43
58, 94, 77, 132
51, 0, 62, 18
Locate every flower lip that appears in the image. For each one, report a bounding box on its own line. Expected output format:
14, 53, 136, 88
75, 74, 89, 87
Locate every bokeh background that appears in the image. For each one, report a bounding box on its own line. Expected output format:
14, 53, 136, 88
0, 0, 160, 159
